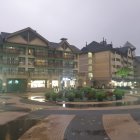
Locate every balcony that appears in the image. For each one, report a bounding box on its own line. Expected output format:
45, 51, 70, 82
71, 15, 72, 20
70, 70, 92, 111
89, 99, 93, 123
0, 60, 19, 65
19, 62, 25, 66
54, 55, 63, 59
34, 62, 47, 67
34, 52, 47, 57
63, 64, 74, 68
3, 49, 19, 55
48, 54, 54, 58
64, 56, 74, 60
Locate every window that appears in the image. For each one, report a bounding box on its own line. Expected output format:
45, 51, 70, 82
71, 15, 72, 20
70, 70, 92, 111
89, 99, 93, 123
88, 59, 92, 64
28, 58, 34, 65
88, 52, 92, 58
88, 66, 92, 71
18, 68, 25, 72
19, 57, 25, 65
19, 47, 26, 55
116, 58, 120, 61
7, 57, 17, 64
28, 48, 34, 55
28, 68, 34, 72
88, 73, 93, 78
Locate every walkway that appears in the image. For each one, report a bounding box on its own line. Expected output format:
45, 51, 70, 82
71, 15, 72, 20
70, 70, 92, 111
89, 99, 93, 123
1, 92, 140, 140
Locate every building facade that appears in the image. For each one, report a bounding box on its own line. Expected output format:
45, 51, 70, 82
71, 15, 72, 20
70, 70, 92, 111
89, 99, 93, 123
79, 40, 136, 88
134, 56, 140, 87
0, 27, 80, 92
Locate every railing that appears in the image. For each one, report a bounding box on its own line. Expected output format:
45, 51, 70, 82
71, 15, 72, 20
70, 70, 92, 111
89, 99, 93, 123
0, 71, 49, 77
3, 49, 19, 55
63, 64, 74, 68
48, 63, 63, 68
64, 56, 74, 59
34, 62, 47, 67
0, 61, 19, 65
48, 54, 63, 59
34, 52, 47, 57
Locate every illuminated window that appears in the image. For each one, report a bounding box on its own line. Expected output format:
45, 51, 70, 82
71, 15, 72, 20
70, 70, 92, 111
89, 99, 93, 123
88, 73, 93, 78
31, 80, 45, 88
52, 80, 59, 87
8, 80, 12, 84
88, 66, 92, 71
88, 52, 92, 58
88, 59, 92, 64
28, 48, 34, 55
15, 80, 19, 84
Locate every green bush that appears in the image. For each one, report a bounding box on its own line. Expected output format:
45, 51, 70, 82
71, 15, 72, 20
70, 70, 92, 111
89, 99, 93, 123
113, 89, 125, 100
57, 90, 64, 99
66, 92, 75, 101
81, 87, 96, 99
45, 91, 51, 100
51, 92, 58, 101
86, 89, 96, 100
81, 87, 92, 94
44, 87, 125, 102
74, 90, 83, 99
45, 91, 58, 101
95, 91, 106, 101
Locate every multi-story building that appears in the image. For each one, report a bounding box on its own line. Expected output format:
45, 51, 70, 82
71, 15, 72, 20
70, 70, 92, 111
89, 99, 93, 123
79, 40, 136, 88
0, 27, 80, 92
134, 56, 140, 87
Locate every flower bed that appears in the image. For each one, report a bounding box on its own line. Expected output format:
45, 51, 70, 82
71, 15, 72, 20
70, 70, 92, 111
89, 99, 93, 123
45, 87, 126, 102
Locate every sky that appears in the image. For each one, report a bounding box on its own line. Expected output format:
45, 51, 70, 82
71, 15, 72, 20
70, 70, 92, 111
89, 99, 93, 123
0, 0, 140, 55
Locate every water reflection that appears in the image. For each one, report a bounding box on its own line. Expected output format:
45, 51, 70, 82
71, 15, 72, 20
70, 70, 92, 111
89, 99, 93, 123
29, 96, 45, 102
0, 116, 40, 140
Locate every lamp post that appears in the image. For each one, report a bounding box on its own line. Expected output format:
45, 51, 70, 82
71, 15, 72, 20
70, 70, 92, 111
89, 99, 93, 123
61, 79, 66, 108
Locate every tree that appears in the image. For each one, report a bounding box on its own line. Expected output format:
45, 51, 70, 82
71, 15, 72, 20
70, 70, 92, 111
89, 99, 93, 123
116, 67, 132, 79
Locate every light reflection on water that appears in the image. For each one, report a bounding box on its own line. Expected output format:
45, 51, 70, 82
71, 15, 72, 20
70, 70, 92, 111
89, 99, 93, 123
28, 96, 45, 102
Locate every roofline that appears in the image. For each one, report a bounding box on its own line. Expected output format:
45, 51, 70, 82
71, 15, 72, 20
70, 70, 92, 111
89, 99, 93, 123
5, 27, 49, 45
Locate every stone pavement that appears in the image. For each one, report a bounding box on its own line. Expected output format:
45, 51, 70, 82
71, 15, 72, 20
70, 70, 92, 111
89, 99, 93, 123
1, 93, 140, 140
103, 114, 140, 140
19, 115, 75, 140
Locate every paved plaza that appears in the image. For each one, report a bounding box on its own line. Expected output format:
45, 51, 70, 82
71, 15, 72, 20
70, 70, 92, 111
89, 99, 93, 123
1, 92, 140, 140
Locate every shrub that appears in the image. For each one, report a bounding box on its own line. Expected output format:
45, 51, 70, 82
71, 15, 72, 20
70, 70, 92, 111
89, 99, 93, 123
51, 92, 58, 101
74, 90, 83, 99
45, 91, 51, 100
86, 89, 96, 100
113, 89, 125, 100
81, 87, 94, 98
66, 92, 75, 101
57, 90, 64, 99
82, 87, 92, 94
95, 90, 106, 101
45, 91, 58, 101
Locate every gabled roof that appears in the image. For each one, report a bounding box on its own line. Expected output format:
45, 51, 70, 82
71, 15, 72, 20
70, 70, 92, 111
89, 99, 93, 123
1, 32, 11, 39
69, 45, 81, 53
1, 27, 49, 45
49, 40, 80, 53
81, 41, 113, 53
49, 42, 59, 49
113, 47, 129, 56
123, 41, 136, 50
113, 41, 136, 56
